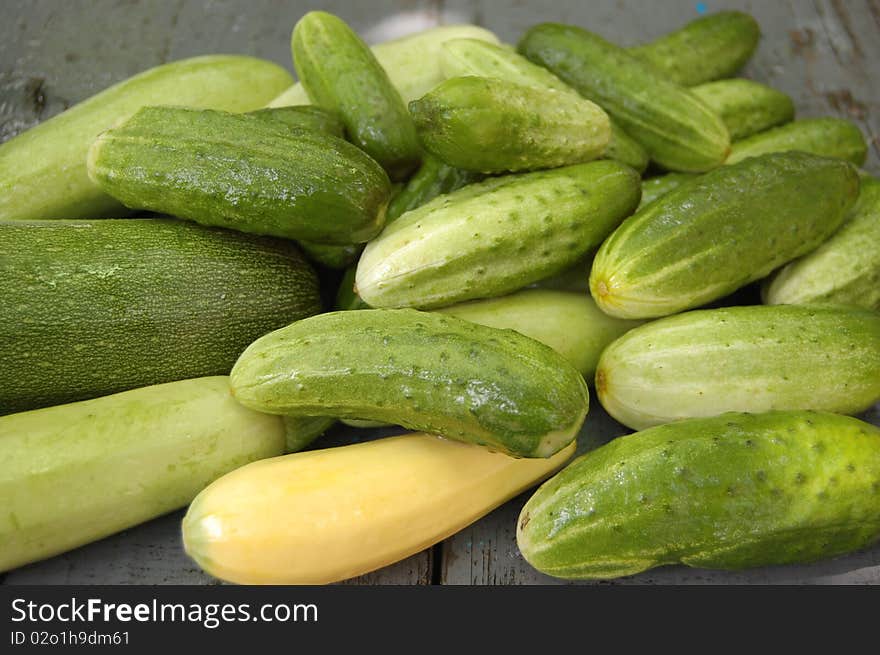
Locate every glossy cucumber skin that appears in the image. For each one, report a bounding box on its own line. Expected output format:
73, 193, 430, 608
726, 118, 868, 166
386, 155, 483, 222
292, 11, 421, 180
438, 289, 642, 379
595, 305, 880, 430
439, 38, 647, 172
764, 176, 880, 310
637, 173, 697, 209
518, 411, 880, 580
0, 55, 292, 221
0, 377, 284, 572
246, 105, 346, 138
0, 218, 321, 414
230, 309, 589, 459
357, 160, 641, 310
519, 23, 730, 172
87, 106, 391, 244
629, 11, 761, 86
691, 79, 794, 141
590, 152, 860, 319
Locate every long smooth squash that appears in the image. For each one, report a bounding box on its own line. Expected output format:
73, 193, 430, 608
182, 433, 575, 584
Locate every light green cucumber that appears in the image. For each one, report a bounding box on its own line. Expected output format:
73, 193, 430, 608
596, 305, 880, 430
410, 76, 610, 173
629, 11, 761, 87
637, 173, 697, 209
438, 38, 647, 172
691, 78, 794, 141
268, 24, 500, 108
590, 151, 860, 319
282, 415, 337, 453
519, 23, 730, 172
356, 160, 641, 309
246, 105, 346, 138
764, 175, 880, 310
726, 117, 868, 166
518, 411, 880, 580
230, 309, 589, 459
0, 376, 285, 572
0, 218, 321, 415
386, 154, 483, 222
0, 55, 292, 221
292, 11, 421, 180
87, 106, 391, 244
439, 289, 642, 379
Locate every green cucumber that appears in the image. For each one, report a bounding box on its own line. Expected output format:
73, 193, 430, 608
726, 117, 868, 166
292, 11, 421, 180
230, 309, 589, 459
0, 218, 321, 414
268, 24, 500, 108
299, 241, 364, 270
691, 79, 795, 141
87, 106, 391, 244
386, 155, 483, 222
529, 255, 592, 293
410, 76, 610, 173
0, 55, 292, 222
764, 175, 880, 310
0, 376, 284, 572
339, 418, 393, 429
356, 160, 641, 310
282, 415, 337, 453
629, 11, 761, 87
246, 105, 346, 138
590, 151, 860, 319
519, 23, 730, 172
335, 267, 370, 310
439, 38, 647, 172
438, 289, 642, 379
518, 411, 880, 580
637, 173, 696, 209
596, 305, 880, 430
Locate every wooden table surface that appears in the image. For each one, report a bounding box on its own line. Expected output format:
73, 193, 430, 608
2, 0, 878, 585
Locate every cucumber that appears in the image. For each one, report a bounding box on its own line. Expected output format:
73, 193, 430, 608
637, 173, 696, 209
439, 37, 648, 172
691, 79, 795, 141
386, 155, 483, 222
335, 266, 370, 310
518, 411, 880, 580
438, 289, 642, 379
282, 415, 337, 454
0, 55, 292, 222
339, 418, 392, 429
246, 105, 346, 138
764, 175, 880, 310
357, 160, 641, 310
184, 433, 574, 584
0, 218, 321, 414
292, 11, 421, 180
529, 255, 592, 293
519, 23, 730, 172
410, 76, 610, 173
596, 305, 880, 430
629, 11, 761, 87
299, 241, 364, 270
268, 24, 500, 108
726, 117, 868, 166
0, 376, 284, 572
87, 106, 391, 244
230, 309, 589, 459
590, 151, 860, 319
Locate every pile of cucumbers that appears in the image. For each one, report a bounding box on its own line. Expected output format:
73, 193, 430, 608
1, 9, 879, 585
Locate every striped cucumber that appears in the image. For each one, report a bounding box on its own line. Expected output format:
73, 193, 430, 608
596, 305, 880, 430
230, 309, 589, 459
726, 117, 868, 166
691, 78, 794, 141
590, 151, 860, 319
386, 155, 483, 222
357, 160, 641, 310
518, 411, 880, 580
0, 377, 284, 572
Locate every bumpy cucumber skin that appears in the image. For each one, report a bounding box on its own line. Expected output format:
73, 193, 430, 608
87, 106, 391, 244
590, 151, 860, 319
386, 155, 483, 222
691, 79, 794, 141
637, 173, 697, 209
357, 160, 641, 310
292, 11, 421, 180
230, 309, 589, 459
439, 289, 641, 379
246, 105, 346, 138
726, 118, 868, 166
411, 76, 610, 173
595, 305, 880, 430
765, 176, 880, 310
519, 23, 730, 173
282, 415, 336, 453
0, 55, 292, 221
517, 411, 880, 580
0, 218, 321, 414
0, 377, 285, 572
629, 11, 761, 87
